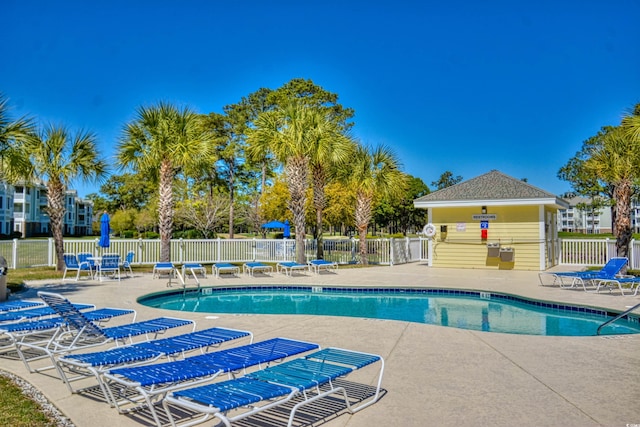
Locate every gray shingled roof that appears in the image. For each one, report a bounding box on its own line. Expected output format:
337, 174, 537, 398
414, 170, 561, 203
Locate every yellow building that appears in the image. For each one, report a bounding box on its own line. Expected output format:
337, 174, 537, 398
413, 170, 568, 271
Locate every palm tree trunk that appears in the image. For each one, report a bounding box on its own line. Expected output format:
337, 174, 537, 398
312, 165, 326, 260
48, 181, 66, 271
614, 179, 632, 274
158, 160, 174, 262
228, 165, 235, 239
286, 156, 308, 264
356, 191, 372, 265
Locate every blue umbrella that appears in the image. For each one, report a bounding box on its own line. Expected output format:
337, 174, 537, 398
283, 220, 291, 238
98, 212, 110, 248
261, 220, 287, 229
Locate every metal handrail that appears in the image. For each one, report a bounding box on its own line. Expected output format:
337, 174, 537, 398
596, 301, 640, 335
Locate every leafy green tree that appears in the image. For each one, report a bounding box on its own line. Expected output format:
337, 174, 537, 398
258, 178, 290, 233
558, 126, 616, 202
248, 101, 337, 263
306, 119, 353, 258
584, 121, 640, 266
110, 209, 136, 236
118, 102, 212, 262
0, 94, 35, 182
324, 181, 356, 235
23, 124, 107, 270
202, 106, 251, 239
346, 143, 407, 264
239, 87, 279, 195
273, 78, 355, 131
97, 173, 155, 211
134, 206, 157, 236
375, 174, 429, 235
273, 79, 355, 259
431, 171, 462, 190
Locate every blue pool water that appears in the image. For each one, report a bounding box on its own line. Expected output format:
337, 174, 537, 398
138, 286, 640, 336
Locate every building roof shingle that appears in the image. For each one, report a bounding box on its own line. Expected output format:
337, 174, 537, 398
414, 170, 568, 208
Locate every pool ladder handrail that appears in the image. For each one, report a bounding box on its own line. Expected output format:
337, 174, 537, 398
596, 301, 640, 335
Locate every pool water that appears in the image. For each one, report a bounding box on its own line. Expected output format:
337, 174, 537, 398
138, 286, 640, 337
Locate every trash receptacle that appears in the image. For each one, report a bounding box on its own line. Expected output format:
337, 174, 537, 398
0, 256, 7, 302
499, 247, 514, 262
487, 243, 500, 258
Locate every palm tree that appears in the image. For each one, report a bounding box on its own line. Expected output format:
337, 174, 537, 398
118, 102, 212, 262
0, 94, 35, 181
23, 124, 108, 270
347, 143, 407, 265
308, 120, 353, 260
248, 101, 329, 264
585, 124, 640, 268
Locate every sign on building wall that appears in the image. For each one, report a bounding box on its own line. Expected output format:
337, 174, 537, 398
472, 214, 497, 221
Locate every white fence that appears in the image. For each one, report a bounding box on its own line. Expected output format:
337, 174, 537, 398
1, 237, 636, 270
559, 238, 639, 269
0, 237, 426, 269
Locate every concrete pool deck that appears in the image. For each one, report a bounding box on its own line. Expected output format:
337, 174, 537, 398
3, 263, 639, 427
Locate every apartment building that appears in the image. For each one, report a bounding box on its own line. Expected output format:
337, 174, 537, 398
558, 196, 640, 234
11, 181, 94, 237
0, 183, 14, 236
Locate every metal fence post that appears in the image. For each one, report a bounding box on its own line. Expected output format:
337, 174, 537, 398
11, 239, 18, 269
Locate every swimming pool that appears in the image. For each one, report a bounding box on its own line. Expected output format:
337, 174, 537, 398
138, 286, 640, 336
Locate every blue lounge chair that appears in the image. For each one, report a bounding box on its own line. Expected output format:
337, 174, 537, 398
153, 262, 176, 279
0, 306, 135, 363
0, 300, 44, 313
182, 263, 207, 280
121, 251, 135, 277
277, 261, 309, 276
211, 262, 240, 278
0, 302, 95, 323
62, 253, 93, 281
97, 253, 121, 281
308, 259, 338, 274
242, 262, 273, 276
163, 347, 384, 427
103, 337, 319, 427
55, 326, 252, 401
594, 276, 640, 296
538, 257, 628, 291
77, 252, 97, 279
15, 292, 194, 374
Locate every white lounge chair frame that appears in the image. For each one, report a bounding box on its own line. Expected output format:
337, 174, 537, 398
594, 277, 640, 296
182, 263, 207, 280
277, 262, 309, 276
212, 263, 240, 278
162, 347, 384, 427
153, 262, 176, 279
103, 337, 318, 427
242, 262, 273, 276
308, 259, 338, 274
55, 327, 252, 404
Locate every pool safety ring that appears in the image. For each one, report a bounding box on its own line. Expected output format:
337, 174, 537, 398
423, 223, 436, 237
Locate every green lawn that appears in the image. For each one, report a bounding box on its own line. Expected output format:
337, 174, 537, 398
0, 374, 59, 426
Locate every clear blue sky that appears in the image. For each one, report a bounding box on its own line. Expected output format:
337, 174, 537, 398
3, 0, 639, 198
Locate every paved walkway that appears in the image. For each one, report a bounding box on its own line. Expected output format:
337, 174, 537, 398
3, 263, 639, 427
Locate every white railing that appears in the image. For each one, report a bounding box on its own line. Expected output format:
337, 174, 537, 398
0, 237, 427, 269
1, 237, 637, 270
